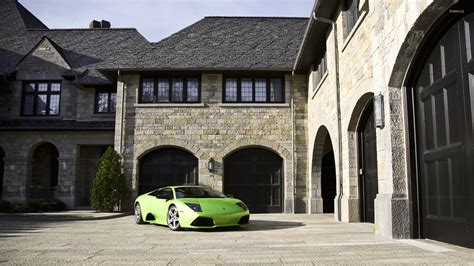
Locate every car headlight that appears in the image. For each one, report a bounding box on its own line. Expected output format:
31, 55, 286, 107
185, 203, 202, 212
236, 202, 248, 211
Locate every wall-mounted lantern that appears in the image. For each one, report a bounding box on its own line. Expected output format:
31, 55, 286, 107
208, 157, 215, 173
374, 93, 385, 129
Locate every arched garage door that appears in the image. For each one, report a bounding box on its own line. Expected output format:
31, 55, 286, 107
414, 12, 474, 247
139, 147, 198, 194
224, 147, 283, 213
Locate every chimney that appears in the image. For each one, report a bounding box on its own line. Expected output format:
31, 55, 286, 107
100, 20, 111, 29
89, 20, 111, 29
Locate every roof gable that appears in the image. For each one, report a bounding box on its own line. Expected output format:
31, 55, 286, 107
15, 37, 71, 71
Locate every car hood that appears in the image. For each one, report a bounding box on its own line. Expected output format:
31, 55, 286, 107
179, 198, 244, 212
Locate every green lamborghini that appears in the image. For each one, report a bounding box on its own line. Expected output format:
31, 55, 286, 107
134, 185, 250, 230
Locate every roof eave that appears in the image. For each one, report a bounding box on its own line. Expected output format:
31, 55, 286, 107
293, 0, 340, 74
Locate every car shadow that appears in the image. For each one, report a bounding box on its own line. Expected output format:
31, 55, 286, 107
190, 220, 305, 232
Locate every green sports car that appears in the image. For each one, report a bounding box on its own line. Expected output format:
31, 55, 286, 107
134, 185, 250, 230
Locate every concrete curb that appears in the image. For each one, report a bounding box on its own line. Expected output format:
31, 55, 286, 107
0, 212, 133, 221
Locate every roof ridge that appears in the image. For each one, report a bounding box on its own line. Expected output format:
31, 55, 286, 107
204, 16, 308, 19
26, 28, 138, 31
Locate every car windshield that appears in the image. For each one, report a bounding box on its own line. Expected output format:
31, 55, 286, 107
174, 187, 227, 199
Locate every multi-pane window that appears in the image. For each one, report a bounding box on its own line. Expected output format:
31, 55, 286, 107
313, 51, 328, 90
225, 79, 238, 102
223, 77, 284, 103
95, 88, 117, 113
343, 0, 361, 38
22, 82, 61, 116
140, 77, 200, 103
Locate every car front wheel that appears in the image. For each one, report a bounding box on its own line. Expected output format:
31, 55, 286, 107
167, 205, 182, 231
134, 203, 146, 224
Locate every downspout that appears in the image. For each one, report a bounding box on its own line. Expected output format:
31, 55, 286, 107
118, 70, 126, 155
313, 13, 343, 221
291, 71, 296, 214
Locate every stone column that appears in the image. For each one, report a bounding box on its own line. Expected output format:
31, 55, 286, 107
2, 156, 28, 204
374, 86, 410, 239
56, 145, 78, 209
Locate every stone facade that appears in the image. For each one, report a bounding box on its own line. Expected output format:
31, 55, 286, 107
306, 0, 459, 239
114, 73, 308, 213
0, 32, 114, 209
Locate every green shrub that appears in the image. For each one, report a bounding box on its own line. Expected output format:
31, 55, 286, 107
91, 147, 129, 212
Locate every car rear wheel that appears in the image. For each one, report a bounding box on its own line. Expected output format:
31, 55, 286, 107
167, 205, 182, 231
134, 203, 146, 224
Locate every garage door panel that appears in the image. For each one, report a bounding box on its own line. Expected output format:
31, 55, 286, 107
415, 13, 474, 247
224, 148, 283, 213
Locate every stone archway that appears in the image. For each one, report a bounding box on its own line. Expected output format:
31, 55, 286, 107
30, 142, 59, 200
224, 146, 283, 213
310, 126, 336, 214
138, 146, 198, 194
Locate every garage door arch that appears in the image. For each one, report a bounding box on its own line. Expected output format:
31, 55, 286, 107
224, 146, 283, 213
138, 147, 198, 194
406, 6, 474, 248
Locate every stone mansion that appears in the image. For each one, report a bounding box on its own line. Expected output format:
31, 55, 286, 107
0, 0, 473, 248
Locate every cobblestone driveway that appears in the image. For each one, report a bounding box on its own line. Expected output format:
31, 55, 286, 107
1, 214, 474, 264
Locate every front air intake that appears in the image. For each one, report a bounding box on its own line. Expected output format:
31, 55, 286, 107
191, 217, 214, 226
238, 215, 250, 225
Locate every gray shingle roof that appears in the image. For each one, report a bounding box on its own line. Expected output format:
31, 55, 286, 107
1, 1, 308, 78
147, 17, 308, 71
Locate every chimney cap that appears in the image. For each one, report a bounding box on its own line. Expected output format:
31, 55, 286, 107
89, 20, 111, 29
89, 20, 100, 29
100, 20, 111, 29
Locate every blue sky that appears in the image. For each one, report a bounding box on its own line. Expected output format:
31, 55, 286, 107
20, 0, 314, 42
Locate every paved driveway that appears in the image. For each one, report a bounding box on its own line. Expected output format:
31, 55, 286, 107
1, 214, 473, 264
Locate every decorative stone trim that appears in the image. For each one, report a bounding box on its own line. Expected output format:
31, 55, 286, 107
218, 103, 290, 108
133, 103, 206, 108
312, 71, 328, 99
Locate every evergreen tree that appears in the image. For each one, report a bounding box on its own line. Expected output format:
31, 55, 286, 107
91, 147, 129, 212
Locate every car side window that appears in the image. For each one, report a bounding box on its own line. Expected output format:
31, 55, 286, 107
156, 188, 173, 200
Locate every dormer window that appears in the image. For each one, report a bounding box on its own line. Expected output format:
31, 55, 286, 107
21, 81, 61, 116
95, 88, 117, 113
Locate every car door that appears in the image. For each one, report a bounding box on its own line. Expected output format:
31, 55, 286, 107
152, 188, 174, 224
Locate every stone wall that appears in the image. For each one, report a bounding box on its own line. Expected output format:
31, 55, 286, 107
306, 0, 457, 238
115, 73, 308, 213
0, 35, 115, 208
0, 131, 114, 208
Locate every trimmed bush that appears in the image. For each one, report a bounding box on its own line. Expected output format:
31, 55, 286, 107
91, 147, 129, 212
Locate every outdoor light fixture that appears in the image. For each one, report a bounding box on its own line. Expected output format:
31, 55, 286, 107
208, 157, 215, 172
374, 94, 384, 129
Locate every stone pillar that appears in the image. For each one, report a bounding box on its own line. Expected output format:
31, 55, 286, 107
2, 156, 28, 204
374, 86, 410, 239
57, 158, 77, 209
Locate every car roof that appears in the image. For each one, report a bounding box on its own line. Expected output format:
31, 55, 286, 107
160, 185, 207, 189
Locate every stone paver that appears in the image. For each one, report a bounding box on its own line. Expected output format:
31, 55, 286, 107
1, 214, 473, 265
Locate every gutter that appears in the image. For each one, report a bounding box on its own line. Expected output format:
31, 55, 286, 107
312, 12, 344, 221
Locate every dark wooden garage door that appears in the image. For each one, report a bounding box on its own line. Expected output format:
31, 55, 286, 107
415, 12, 474, 247
224, 148, 283, 213
358, 102, 378, 223
139, 148, 198, 194
0, 147, 4, 200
